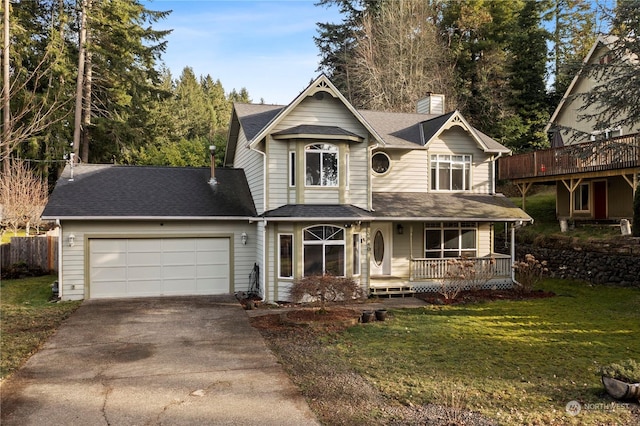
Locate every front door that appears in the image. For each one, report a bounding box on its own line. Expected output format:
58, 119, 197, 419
594, 180, 607, 220
370, 223, 391, 276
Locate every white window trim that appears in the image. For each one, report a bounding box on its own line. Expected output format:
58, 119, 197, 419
278, 233, 294, 279
352, 233, 361, 276
304, 143, 339, 188
371, 151, 391, 175
302, 225, 346, 276
424, 222, 478, 258
430, 154, 472, 192
289, 151, 296, 187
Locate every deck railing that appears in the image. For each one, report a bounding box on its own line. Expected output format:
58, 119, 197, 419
498, 133, 640, 180
410, 255, 512, 281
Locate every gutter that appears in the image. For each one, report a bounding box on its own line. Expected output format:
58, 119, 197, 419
41, 216, 259, 221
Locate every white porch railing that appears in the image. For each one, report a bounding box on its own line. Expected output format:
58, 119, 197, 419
410, 254, 512, 280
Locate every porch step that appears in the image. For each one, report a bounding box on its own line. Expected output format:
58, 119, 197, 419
370, 285, 415, 298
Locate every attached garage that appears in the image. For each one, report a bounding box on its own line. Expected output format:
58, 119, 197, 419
89, 237, 230, 299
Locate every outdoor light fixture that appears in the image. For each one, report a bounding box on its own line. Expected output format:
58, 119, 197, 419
396, 224, 404, 235
68, 234, 76, 247
241, 232, 248, 245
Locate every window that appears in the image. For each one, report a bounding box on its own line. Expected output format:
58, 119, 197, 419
372, 152, 390, 174
352, 234, 360, 275
305, 144, 338, 186
289, 151, 296, 187
574, 183, 590, 212
373, 230, 384, 265
424, 222, 477, 258
279, 234, 293, 278
430, 154, 471, 191
303, 225, 345, 276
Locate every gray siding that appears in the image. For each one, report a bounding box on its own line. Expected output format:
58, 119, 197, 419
234, 129, 265, 215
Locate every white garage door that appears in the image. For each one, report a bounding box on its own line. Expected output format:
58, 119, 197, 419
89, 238, 230, 298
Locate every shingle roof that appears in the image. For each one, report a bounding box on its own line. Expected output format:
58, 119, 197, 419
273, 125, 363, 140
233, 103, 509, 152
42, 164, 256, 218
235, 103, 283, 141
263, 204, 373, 220
372, 192, 533, 222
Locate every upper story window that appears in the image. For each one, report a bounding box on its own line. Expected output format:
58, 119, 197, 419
372, 152, 390, 174
305, 144, 338, 187
430, 154, 472, 191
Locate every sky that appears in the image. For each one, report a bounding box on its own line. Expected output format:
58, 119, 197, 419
143, 0, 343, 105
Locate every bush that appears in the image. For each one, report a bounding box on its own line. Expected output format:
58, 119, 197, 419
598, 359, 640, 383
289, 274, 364, 312
512, 254, 548, 293
0, 262, 46, 280
437, 257, 496, 302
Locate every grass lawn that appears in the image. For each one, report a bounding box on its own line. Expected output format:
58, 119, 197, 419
327, 279, 640, 425
0, 275, 81, 380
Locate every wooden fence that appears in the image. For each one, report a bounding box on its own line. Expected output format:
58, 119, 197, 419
1, 236, 58, 273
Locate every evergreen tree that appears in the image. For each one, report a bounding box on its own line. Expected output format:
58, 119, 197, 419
546, 0, 596, 107
77, 0, 171, 163
441, 0, 523, 145
507, 0, 550, 151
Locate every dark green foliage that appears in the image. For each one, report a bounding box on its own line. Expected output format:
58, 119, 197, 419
598, 359, 640, 383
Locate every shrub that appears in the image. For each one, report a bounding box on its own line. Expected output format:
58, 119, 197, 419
289, 274, 364, 312
598, 359, 640, 383
436, 257, 496, 302
512, 254, 548, 293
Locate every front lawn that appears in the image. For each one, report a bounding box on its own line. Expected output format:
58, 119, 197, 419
331, 279, 639, 424
0, 275, 81, 380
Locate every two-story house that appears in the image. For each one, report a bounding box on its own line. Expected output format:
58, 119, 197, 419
499, 36, 640, 224
43, 75, 531, 301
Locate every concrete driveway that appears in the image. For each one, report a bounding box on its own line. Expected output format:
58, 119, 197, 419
1, 296, 319, 425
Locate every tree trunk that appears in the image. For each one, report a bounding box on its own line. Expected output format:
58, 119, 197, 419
2, 0, 11, 173
80, 46, 92, 163
72, 0, 89, 162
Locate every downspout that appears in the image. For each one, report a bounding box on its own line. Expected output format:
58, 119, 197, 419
511, 221, 523, 286
249, 141, 268, 301
56, 219, 63, 299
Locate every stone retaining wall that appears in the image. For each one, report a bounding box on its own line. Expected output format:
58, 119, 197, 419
496, 236, 640, 288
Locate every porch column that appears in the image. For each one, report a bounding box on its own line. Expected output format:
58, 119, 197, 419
409, 224, 414, 281
511, 223, 517, 283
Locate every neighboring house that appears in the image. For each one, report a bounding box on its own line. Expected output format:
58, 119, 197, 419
43, 75, 531, 301
499, 36, 640, 223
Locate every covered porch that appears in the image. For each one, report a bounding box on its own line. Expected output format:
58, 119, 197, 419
369, 192, 533, 296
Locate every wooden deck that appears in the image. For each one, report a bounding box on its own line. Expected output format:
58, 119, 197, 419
498, 133, 640, 182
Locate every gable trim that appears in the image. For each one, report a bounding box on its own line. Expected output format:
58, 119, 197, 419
247, 75, 385, 148
422, 110, 492, 152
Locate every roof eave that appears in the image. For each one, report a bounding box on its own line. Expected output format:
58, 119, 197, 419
43, 216, 259, 221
